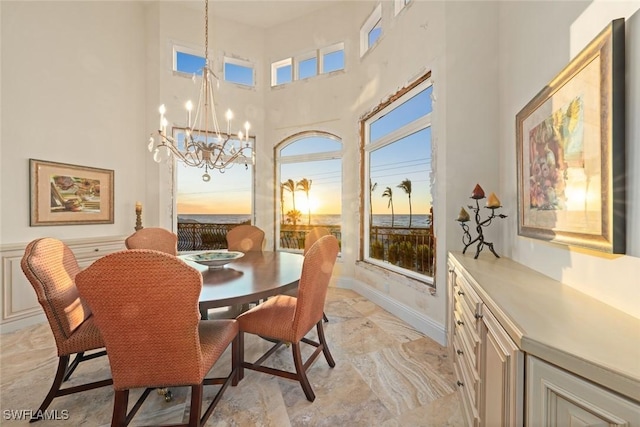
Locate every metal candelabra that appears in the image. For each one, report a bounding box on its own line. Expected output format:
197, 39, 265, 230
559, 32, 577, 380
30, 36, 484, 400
457, 190, 507, 259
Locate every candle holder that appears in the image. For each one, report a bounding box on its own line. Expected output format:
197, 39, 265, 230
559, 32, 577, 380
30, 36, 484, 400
135, 209, 143, 231
457, 186, 507, 259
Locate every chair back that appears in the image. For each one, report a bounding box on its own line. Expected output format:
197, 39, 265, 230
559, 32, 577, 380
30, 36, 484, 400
303, 227, 331, 255
21, 238, 92, 347
124, 227, 177, 255
293, 235, 339, 338
226, 225, 265, 252
75, 249, 205, 389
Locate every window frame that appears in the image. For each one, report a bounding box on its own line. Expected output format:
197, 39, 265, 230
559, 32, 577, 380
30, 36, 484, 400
223, 56, 255, 88
271, 58, 293, 86
360, 4, 382, 57
275, 131, 343, 253
173, 44, 208, 76
361, 72, 434, 285
294, 51, 318, 81
319, 42, 345, 74
394, 0, 411, 16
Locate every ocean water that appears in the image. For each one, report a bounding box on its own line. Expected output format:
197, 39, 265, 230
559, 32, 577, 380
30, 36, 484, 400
178, 214, 431, 228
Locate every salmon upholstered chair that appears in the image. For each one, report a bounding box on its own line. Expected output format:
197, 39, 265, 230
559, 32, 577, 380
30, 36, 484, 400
303, 227, 331, 255
124, 227, 178, 255
236, 235, 339, 402
76, 250, 239, 427
20, 238, 112, 419
226, 225, 265, 252
293, 227, 332, 322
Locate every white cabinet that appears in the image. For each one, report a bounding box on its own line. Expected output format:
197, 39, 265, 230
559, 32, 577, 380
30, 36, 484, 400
449, 258, 523, 426
527, 356, 640, 427
1, 236, 126, 332
447, 252, 640, 427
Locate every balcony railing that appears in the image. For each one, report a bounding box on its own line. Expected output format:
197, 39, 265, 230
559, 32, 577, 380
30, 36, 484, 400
176, 222, 434, 277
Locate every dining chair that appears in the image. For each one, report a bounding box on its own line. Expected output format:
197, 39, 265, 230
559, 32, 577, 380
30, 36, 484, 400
75, 249, 239, 427
293, 227, 332, 322
124, 227, 178, 255
226, 224, 265, 252
303, 227, 331, 255
20, 238, 112, 419
236, 235, 339, 402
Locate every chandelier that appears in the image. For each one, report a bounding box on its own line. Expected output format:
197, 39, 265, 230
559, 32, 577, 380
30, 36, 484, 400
147, 0, 252, 182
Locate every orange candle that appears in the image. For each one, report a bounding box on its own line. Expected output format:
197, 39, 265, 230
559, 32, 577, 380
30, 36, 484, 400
487, 193, 501, 208
457, 207, 470, 222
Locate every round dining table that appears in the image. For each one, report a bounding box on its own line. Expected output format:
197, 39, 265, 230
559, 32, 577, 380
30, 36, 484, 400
179, 251, 304, 313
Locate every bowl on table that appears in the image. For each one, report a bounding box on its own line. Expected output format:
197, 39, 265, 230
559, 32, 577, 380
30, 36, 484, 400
184, 250, 244, 269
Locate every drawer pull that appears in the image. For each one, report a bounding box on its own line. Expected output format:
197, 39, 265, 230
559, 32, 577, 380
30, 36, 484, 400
456, 320, 464, 326
94, 248, 99, 252
457, 290, 465, 296
448, 268, 454, 273
457, 381, 464, 387
474, 313, 483, 319
456, 349, 463, 355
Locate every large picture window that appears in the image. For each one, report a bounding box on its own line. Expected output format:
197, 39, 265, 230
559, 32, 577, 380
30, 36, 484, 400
173, 129, 255, 252
276, 132, 342, 252
362, 73, 434, 283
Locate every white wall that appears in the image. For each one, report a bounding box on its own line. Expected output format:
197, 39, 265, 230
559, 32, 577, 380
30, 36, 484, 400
0, 1, 147, 243
498, 1, 640, 318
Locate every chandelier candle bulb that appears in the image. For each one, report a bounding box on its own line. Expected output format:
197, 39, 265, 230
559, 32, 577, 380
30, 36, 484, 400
158, 104, 166, 130
244, 121, 250, 141
186, 100, 193, 128
487, 192, 501, 208
225, 109, 233, 134
135, 202, 142, 213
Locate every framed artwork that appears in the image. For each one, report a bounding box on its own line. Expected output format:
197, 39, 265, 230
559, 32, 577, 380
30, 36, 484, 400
516, 18, 626, 254
30, 159, 114, 226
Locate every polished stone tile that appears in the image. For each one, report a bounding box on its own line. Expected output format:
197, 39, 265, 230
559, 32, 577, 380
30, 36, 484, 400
0, 288, 462, 426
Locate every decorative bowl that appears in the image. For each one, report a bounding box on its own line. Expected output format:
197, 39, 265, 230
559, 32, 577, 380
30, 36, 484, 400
185, 250, 244, 268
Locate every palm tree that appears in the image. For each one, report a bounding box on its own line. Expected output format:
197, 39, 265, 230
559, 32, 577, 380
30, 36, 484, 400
296, 178, 313, 225
382, 186, 394, 227
285, 209, 302, 226
282, 179, 296, 221
397, 178, 412, 227
369, 180, 377, 229
279, 183, 286, 224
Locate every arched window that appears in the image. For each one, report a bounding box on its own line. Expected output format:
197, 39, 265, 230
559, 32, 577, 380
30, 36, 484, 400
275, 131, 342, 252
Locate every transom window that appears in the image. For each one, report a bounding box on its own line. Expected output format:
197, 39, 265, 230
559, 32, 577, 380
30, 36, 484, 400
223, 57, 255, 87
174, 45, 206, 75
271, 42, 345, 87
360, 4, 382, 57
362, 73, 434, 283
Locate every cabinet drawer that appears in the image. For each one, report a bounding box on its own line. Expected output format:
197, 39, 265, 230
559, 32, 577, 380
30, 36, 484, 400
454, 310, 479, 370
454, 358, 480, 427
455, 274, 482, 319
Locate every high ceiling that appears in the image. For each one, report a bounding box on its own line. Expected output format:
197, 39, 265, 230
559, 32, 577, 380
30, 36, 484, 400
185, 0, 339, 29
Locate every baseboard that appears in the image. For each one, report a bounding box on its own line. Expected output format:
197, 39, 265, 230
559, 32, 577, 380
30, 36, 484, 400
335, 277, 446, 346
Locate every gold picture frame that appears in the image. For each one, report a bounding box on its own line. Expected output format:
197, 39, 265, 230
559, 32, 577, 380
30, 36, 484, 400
516, 19, 626, 254
30, 159, 114, 226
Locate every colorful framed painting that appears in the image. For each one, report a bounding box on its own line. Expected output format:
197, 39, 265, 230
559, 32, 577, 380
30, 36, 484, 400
516, 19, 625, 253
30, 159, 114, 226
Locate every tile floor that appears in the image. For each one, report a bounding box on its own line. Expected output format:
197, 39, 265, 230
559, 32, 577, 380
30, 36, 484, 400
0, 288, 463, 426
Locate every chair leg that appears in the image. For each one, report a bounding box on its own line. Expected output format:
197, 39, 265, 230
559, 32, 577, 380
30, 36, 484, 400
111, 390, 129, 427
188, 384, 203, 427
323, 312, 329, 323
237, 332, 245, 382
292, 342, 315, 402
31, 355, 69, 420
317, 321, 335, 367
232, 333, 240, 386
